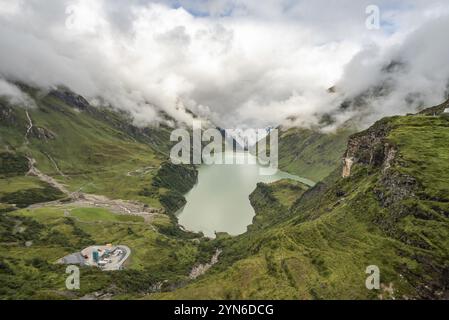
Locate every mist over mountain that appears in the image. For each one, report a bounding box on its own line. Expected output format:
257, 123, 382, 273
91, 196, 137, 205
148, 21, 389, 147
2, 1, 449, 303
0, 0, 449, 131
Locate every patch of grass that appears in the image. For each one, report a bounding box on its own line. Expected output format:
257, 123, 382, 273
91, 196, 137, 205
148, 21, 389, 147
0, 177, 64, 208
0, 176, 43, 194
70, 208, 144, 223
270, 179, 309, 207
388, 115, 449, 202
0, 152, 29, 177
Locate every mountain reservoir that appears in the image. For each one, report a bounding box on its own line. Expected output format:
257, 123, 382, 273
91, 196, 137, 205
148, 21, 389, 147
176, 152, 315, 237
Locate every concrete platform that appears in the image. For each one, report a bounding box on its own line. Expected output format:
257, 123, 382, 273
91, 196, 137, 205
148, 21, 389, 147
59, 245, 131, 271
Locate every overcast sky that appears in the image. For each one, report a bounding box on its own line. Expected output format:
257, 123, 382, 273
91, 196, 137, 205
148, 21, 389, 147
0, 0, 449, 129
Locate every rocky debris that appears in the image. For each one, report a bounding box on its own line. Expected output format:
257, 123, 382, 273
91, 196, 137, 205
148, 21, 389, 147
29, 189, 164, 224
341, 118, 419, 212
70, 193, 164, 216
397, 252, 449, 299
22, 110, 56, 144
79, 292, 113, 300
30, 126, 56, 141
189, 249, 222, 280
382, 147, 397, 173
127, 166, 158, 177
372, 170, 419, 242
0, 104, 17, 125
378, 282, 395, 300
374, 170, 417, 208
27, 157, 69, 194
25, 158, 163, 221
340, 116, 421, 210
343, 118, 394, 174
342, 157, 353, 178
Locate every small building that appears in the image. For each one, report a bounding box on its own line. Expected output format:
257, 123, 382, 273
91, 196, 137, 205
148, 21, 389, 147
93, 251, 99, 263
60, 245, 130, 271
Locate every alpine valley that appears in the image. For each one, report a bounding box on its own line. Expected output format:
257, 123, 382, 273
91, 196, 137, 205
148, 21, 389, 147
1, 83, 448, 300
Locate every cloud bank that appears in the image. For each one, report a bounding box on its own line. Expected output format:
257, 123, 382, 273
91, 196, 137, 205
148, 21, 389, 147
0, 0, 449, 130
0, 78, 35, 108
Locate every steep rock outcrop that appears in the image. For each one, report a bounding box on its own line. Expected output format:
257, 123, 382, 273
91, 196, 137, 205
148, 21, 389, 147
49, 88, 90, 110
342, 118, 395, 175
30, 126, 56, 141
342, 117, 419, 208
0, 103, 17, 125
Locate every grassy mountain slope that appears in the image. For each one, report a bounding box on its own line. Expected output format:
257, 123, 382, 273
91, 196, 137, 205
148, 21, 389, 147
248, 179, 309, 231
2, 83, 448, 300
0, 205, 216, 299
0, 86, 212, 299
278, 126, 354, 182
0, 86, 193, 209
153, 104, 449, 300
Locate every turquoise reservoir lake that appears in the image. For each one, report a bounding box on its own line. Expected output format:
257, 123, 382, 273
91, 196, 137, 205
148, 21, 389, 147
176, 152, 314, 238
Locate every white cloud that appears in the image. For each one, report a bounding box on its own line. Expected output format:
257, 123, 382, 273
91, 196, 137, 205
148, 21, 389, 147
0, 79, 36, 108
0, 0, 23, 16
0, 0, 448, 129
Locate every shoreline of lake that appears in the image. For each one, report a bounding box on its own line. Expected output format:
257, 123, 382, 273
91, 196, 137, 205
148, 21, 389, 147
176, 152, 314, 238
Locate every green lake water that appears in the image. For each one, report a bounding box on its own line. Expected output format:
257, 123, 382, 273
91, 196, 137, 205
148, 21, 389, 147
176, 152, 314, 238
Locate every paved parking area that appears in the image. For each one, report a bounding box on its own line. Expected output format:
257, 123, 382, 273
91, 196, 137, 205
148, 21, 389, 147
59, 245, 131, 271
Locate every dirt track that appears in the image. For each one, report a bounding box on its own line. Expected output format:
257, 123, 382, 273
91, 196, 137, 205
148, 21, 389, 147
27, 157, 163, 222
27, 157, 70, 194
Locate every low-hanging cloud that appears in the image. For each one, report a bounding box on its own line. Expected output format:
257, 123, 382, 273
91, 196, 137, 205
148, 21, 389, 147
0, 0, 448, 130
333, 16, 449, 128
0, 78, 36, 108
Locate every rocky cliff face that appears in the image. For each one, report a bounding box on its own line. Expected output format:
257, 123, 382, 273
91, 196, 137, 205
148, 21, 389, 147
29, 126, 56, 141
341, 116, 420, 216
342, 118, 395, 178
335, 108, 449, 299
0, 102, 17, 125
49, 88, 90, 111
